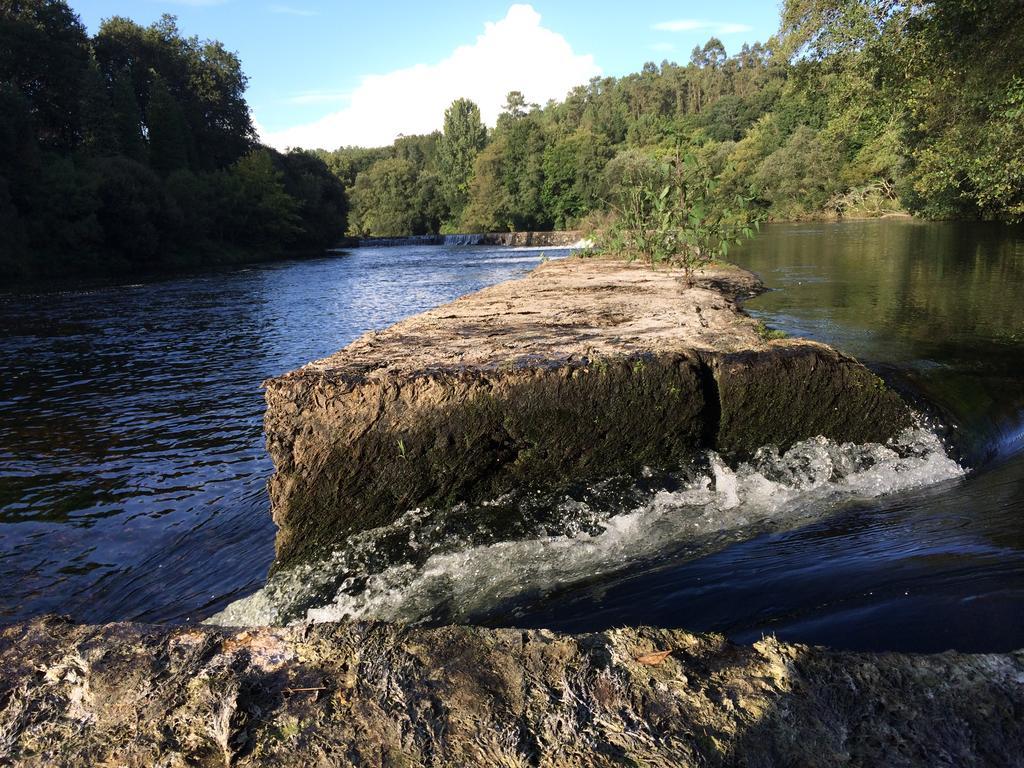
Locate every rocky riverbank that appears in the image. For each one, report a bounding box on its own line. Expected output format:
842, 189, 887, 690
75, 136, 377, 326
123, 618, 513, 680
264, 256, 912, 570
2, 616, 1021, 767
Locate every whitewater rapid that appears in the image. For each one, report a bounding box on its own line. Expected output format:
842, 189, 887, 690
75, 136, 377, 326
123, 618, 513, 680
209, 427, 964, 628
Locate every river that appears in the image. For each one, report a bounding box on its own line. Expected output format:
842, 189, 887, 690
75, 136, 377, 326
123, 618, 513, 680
2, 220, 1022, 652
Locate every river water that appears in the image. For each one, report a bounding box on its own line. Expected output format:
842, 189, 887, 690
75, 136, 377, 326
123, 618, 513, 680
2, 221, 1023, 652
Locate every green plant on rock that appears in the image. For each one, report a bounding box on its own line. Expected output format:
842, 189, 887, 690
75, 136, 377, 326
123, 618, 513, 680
598, 150, 762, 286
754, 320, 787, 341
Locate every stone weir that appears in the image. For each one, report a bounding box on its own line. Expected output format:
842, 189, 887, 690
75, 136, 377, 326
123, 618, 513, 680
5, 259, 1023, 767
265, 257, 913, 570
342, 230, 586, 248
1, 617, 1021, 767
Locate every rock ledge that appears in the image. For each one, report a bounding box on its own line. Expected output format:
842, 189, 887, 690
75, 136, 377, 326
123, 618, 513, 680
265, 257, 913, 568
1, 617, 1020, 767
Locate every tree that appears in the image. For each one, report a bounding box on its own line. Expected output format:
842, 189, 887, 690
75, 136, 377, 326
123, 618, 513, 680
94, 13, 253, 171
273, 149, 348, 248
461, 138, 511, 232
0, 0, 91, 149
437, 98, 487, 226
217, 149, 302, 245
0, 82, 41, 199
779, 0, 1024, 220
146, 72, 191, 175
0, 0, 343, 279
347, 157, 420, 236
496, 111, 549, 230
541, 128, 608, 228
110, 69, 146, 162
754, 125, 842, 217
184, 37, 254, 168
501, 90, 530, 121
0, 179, 28, 273
89, 155, 163, 264
78, 57, 118, 156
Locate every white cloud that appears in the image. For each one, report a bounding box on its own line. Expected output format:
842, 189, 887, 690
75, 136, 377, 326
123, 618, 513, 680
268, 4, 318, 16
653, 19, 754, 35
261, 4, 600, 150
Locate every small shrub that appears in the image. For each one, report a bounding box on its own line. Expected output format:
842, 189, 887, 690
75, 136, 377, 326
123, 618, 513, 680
754, 320, 787, 341
597, 149, 762, 285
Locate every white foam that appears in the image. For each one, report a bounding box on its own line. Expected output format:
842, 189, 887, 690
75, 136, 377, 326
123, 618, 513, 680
208, 428, 963, 627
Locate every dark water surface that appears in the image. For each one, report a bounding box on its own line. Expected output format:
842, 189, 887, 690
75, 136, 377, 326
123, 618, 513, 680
3, 221, 1024, 654
0, 247, 561, 622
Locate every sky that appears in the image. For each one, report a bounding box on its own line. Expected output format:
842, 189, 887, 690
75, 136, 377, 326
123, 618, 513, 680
71, 0, 782, 150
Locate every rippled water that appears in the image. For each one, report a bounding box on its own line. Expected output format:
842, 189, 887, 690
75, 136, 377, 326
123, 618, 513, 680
0, 246, 564, 623
4, 220, 1024, 653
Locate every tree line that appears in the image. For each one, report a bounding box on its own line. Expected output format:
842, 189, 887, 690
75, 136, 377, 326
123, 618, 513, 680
322, 0, 1023, 238
3, 0, 1020, 280
1, 0, 346, 281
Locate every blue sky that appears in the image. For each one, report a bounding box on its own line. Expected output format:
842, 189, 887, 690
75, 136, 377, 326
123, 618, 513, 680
71, 1, 781, 149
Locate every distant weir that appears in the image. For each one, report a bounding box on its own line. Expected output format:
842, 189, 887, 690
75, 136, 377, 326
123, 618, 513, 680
340, 231, 589, 249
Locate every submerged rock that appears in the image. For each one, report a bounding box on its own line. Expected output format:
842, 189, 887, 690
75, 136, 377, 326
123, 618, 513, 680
265, 258, 912, 569
1, 616, 1020, 767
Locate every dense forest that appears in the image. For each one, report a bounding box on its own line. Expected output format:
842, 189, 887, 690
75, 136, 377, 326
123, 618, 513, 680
0, 0, 346, 280
2, 0, 1022, 278
322, 0, 1023, 237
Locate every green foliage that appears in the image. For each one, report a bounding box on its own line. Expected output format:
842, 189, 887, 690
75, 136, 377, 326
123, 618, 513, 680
146, 72, 191, 175
348, 157, 420, 237
599, 151, 762, 284
754, 320, 788, 341
0, 0, 91, 149
541, 129, 609, 229
78, 57, 118, 156
460, 137, 511, 232
315, 145, 388, 189
109, 69, 146, 162
780, 0, 1024, 221
827, 179, 902, 218
4, 0, 1020, 281
0, 0, 345, 280
330, 0, 1020, 233
218, 149, 302, 245
754, 125, 842, 218
273, 149, 349, 249
322, 134, 443, 237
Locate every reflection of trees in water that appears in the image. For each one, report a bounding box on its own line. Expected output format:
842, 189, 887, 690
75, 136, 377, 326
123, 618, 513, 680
743, 220, 1024, 346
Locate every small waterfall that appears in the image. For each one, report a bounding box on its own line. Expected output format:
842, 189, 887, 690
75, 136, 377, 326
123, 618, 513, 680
442, 233, 485, 246
209, 427, 963, 628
